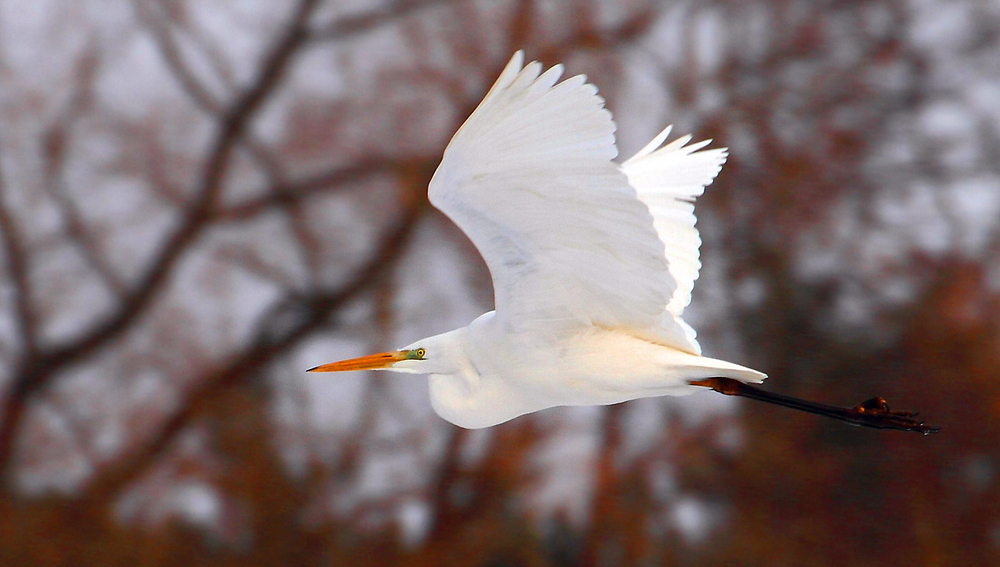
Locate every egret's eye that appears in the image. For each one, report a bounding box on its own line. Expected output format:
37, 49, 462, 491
414, 348, 426, 359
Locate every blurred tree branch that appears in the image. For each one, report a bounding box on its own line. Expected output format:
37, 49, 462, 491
133, 0, 288, 183
308, 0, 461, 43
0, 164, 38, 358
0, 0, 323, 483
40, 39, 128, 297
79, 194, 426, 507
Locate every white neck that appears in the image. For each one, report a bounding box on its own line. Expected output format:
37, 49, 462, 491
421, 313, 541, 428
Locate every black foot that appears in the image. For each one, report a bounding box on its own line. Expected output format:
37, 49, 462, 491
847, 397, 940, 435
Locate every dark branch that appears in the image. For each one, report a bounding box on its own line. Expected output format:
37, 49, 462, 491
134, 0, 293, 183
308, 0, 459, 42
40, 42, 127, 296
213, 157, 419, 221
0, 173, 40, 480
43, 0, 321, 376
0, 176, 37, 356
0, 0, 322, 482
78, 200, 426, 503
133, 0, 223, 114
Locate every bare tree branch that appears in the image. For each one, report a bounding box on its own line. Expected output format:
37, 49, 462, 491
134, 0, 288, 184
0, 171, 37, 358
133, 0, 222, 114
308, 0, 460, 43
213, 157, 420, 221
78, 197, 426, 505
41, 39, 128, 296
0, 0, 323, 482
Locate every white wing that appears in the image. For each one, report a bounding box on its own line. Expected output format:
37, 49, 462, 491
623, 127, 728, 354
429, 52, 686, 341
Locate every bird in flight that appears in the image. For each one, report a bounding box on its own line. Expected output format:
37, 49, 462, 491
310, 52, 937, 434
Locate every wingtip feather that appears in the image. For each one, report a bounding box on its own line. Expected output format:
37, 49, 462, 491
628, 124, 674, 161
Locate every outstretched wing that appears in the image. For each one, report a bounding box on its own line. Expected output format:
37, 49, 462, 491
623, 128, 729, 354
624, 127, 727, 317
429, 52, 681, 339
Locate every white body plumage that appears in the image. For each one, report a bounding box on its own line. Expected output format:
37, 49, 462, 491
420, 313, 763, 428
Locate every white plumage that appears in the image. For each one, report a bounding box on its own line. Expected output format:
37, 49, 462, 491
309, 51, 766, 428
430, 52, 674, 339
624, 125, 729, 354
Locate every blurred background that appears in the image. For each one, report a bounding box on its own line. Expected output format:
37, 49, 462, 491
0, 0, 998, 565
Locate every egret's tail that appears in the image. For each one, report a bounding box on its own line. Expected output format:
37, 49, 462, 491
660, 347, 767, 387
689, 354, 767, 384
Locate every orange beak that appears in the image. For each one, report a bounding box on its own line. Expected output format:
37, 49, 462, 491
307, 351, 404, 372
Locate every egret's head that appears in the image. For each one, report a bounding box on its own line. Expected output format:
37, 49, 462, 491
307, 346, 428, 374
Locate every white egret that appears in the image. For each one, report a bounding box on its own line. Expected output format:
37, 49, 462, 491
310, 52, 936, 434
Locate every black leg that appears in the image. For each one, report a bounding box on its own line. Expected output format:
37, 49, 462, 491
690, 377, 940, 435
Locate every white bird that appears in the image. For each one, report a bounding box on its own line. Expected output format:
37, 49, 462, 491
310, 52, 936, 434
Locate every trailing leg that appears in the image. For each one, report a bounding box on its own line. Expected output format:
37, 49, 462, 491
689, 377, 939, 434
